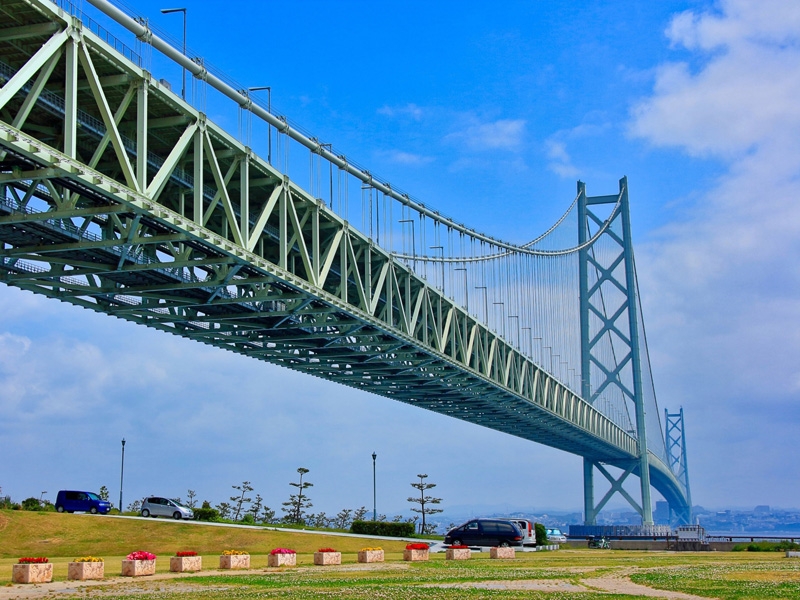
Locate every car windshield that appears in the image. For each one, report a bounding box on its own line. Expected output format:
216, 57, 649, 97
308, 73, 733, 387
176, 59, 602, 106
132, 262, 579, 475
87, 493, 101, 501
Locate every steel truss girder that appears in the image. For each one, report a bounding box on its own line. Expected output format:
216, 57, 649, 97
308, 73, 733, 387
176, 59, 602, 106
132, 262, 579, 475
1, 0, 643, 464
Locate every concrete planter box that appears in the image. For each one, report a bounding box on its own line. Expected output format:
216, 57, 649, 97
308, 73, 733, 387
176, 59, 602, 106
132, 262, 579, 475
170, 556, 202, 572
268, 553, 297, 567
446, 548, 471, 560
121, 559, 155, 577
68, 561, 104, 580
313, 551, 341, 566
12, 563, 53, 584
786, 551, 800, 558
403, 549, 429, 562
490, 547, 515, 559
357, 550, 384, 563
219, 554, 250, 569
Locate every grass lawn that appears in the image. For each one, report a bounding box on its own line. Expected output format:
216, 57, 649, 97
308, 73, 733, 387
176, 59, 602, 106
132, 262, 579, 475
2, 511, 800, 599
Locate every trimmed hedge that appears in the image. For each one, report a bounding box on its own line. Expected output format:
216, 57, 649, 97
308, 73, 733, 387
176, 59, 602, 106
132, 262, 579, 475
351, 520, 415, 537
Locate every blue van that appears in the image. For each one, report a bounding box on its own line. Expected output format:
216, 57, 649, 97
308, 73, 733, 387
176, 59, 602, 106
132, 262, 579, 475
55, 490, 112, 514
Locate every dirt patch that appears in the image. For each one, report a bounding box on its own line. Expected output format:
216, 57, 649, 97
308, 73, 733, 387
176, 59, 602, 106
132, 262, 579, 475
424, 579, 586, 592
582, 569, 716, 599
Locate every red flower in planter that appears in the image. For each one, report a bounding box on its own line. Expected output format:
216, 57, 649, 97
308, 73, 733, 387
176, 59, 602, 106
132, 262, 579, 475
126, 551, 156, 561
176, 551, 197, 557
270, 548, 296, 555
449, 545, 470, 549
405, 543, 429, 550
317, 548, 337, 553
18, 557, 48, 564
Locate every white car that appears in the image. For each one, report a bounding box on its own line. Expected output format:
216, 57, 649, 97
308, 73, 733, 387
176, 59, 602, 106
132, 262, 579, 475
141, 496, 194, 520
546, 528, 567, 543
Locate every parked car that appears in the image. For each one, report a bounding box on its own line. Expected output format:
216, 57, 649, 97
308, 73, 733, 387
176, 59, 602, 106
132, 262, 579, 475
546, 527, 567, 543
55, 490, 112, 514
141, 497, 194, 520
506, 518, 536, 546
444, 519, 523, 547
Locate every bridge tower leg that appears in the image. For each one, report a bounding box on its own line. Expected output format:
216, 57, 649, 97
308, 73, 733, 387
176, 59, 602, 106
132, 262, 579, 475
578, 177, 653, 526
665, 408, 693, 525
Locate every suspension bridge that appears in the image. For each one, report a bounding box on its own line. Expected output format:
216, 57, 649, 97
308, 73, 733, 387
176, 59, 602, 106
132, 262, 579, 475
0, 0, 691, 525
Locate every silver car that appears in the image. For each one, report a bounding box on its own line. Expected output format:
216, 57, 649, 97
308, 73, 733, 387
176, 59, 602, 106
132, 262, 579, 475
141, 496, 194, 520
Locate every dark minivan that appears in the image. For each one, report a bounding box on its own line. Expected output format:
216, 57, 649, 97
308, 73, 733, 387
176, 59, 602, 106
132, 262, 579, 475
444, 519, 523, 547
55, 490, 112, 514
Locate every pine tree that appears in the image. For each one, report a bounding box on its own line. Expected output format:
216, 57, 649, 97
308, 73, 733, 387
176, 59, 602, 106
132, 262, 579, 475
407, 474, 443, 534
281, 468, 313, 524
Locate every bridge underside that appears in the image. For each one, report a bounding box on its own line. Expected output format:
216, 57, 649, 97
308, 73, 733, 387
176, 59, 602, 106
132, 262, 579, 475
0, 0, 689, 519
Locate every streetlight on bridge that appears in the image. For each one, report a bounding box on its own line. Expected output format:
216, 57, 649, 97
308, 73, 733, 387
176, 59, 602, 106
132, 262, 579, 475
119, 438, 126, 513
160, 8, 187, 101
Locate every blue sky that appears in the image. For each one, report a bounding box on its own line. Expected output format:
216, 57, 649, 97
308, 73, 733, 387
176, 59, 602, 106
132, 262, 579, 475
2, 0, 800, 521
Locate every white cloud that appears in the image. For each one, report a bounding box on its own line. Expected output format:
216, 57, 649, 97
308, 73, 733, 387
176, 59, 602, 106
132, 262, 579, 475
378, 149, 435, 166
630, 0, 800, 501
445, 118, 526, 151
377, 103, 424, 120
544, 139, 579, 178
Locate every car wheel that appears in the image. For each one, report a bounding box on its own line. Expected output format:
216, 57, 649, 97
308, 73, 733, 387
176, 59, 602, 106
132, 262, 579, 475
141, 508, 150, 518
452, 539, 462, 546
173, 511, 182, 520
90, 507, 98, 514
56, 505, 64, 513
500, 541, 509, 547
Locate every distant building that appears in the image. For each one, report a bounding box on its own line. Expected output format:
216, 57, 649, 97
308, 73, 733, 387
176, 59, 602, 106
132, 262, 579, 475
654, 501, 670, 525
754, 505, 771, 513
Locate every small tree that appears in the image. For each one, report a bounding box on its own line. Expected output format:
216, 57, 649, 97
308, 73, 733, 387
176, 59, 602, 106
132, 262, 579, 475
281, 468, 313, 524
230, 481, 254, 521
260, 505, 276, 524
352, 506, 368, 522
215, 501, 233, 520
333, 508, 353, 530
407, 474, 443, 534
186, 489, 197, 509
127, 500, 142, 513
21, 497, 41, 511
98, 486, 110, 502
534, 522, 548, 546
249, 493, 263, 521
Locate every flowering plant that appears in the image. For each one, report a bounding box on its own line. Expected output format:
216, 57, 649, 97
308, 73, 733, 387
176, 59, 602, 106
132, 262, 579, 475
317, 548, 337, 553
222, 550, 249, 556
18, 557, 48, 564
175, 551, 197, 557
449, 545, 469, 549
269, 548, 296, 555
73, 556, 103, 562
360, 547, 383, 552
126, 551, 156, 561
405, 543, 429, 550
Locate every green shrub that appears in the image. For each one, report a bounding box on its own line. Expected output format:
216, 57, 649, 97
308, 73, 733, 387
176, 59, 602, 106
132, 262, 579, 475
351, 520, 415, 537
21, 497, 42, 511
732, 540, 800, 552
240, 514, 255, 524
194, 506, 220, 521
534, 522, 548, 546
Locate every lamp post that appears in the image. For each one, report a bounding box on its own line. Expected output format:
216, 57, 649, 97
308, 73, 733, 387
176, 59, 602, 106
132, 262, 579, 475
160, 8, 186, 100
371, 452, 377, 521
119, 438, 126, 513
248, 86, 271, 163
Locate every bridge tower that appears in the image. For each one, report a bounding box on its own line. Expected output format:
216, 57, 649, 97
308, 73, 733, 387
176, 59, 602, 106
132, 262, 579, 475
578, 177, 653, 526
665, 408, 693, 525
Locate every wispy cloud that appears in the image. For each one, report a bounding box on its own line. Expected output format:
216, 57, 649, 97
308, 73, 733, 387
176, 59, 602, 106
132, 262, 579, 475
377, 103, 424, 120
629, 0, 800, 499
544, 139, 578, 178
445, 118, 526, 151
377, 149, 435, 166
